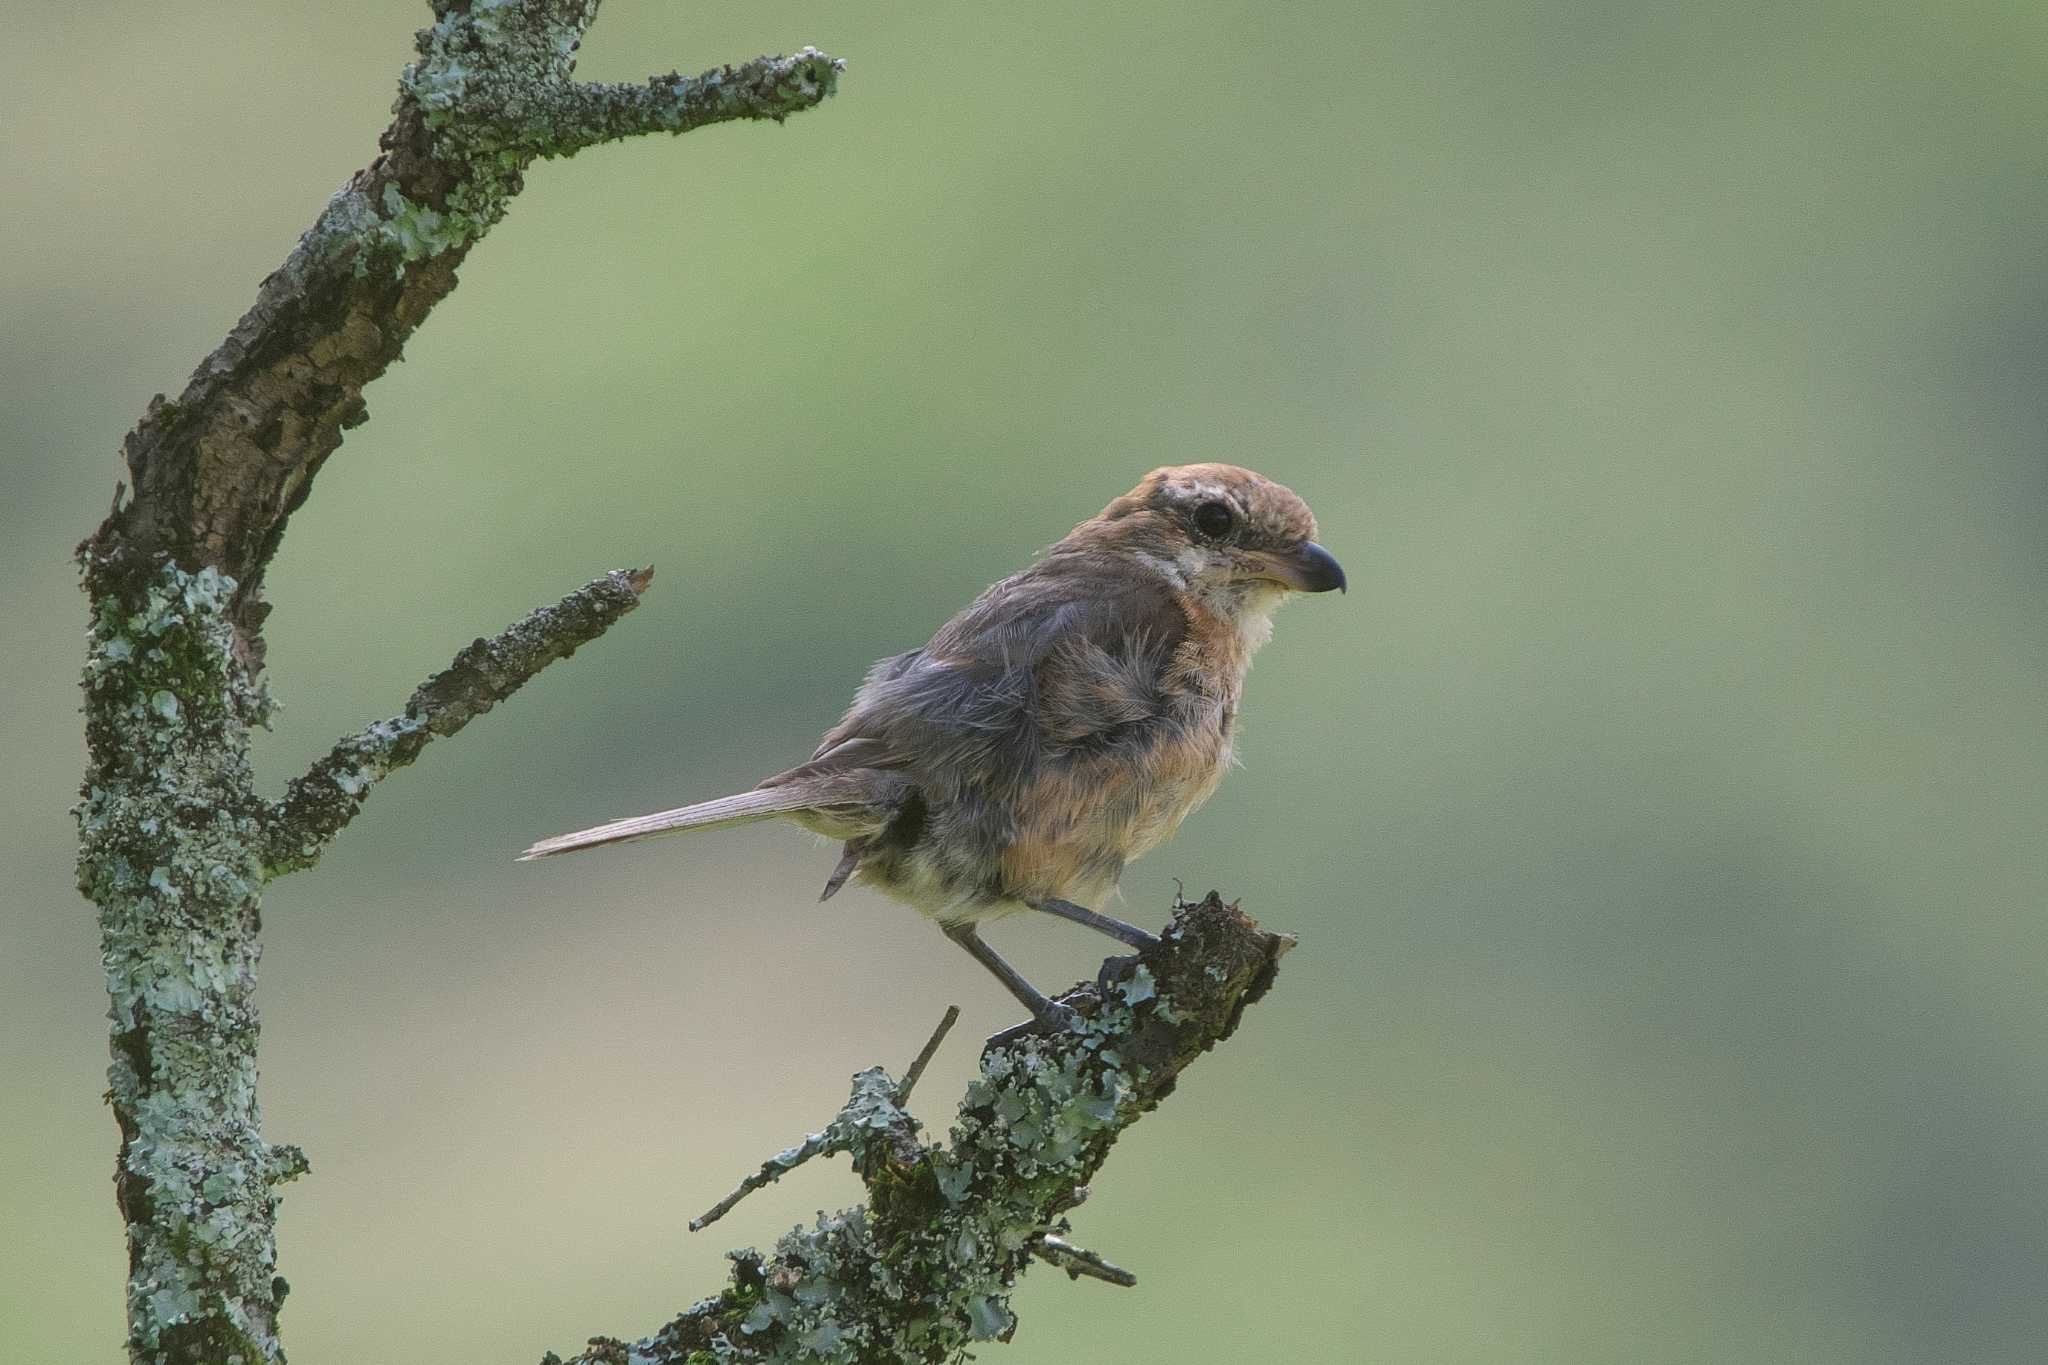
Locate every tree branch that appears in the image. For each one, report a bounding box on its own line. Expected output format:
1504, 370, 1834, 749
262, 566, 654, 876
74, 5, 841, 1362
894, 1004, 961, 1105
464, 50, 846, 156
86, 1, 840, 672
548, 893, 1295, 1365
1032, 1235, 1139, 1288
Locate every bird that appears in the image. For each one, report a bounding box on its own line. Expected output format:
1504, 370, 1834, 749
521, 464, 1345, 1032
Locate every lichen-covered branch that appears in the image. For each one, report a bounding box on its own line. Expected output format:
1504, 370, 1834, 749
1032, 1235, 1138, 1287
74, 5, 841, 1363
87, 0, 840, 667
264, 566, 653, 876
547, 894, 1294, 1365
444, 50, 846, 158
73, 558, 651, 1365
77, 562, 305, 1365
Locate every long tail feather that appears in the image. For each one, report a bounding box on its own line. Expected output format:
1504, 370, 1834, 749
519, 787, 821, 860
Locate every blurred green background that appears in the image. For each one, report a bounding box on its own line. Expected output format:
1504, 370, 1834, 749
6, 1, 2046, 1361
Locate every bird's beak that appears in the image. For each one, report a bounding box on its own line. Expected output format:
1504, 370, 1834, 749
1244, 541, 1347, 594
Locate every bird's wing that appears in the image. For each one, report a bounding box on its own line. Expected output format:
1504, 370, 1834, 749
807, 557, 1190, 780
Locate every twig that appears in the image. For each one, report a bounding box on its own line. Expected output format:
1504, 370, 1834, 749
896, 1005, 960, 1103
689, 1067, 920, 1233
262, 568, 652, 876
1033, 1234, 1138, 1287
688, 1128, 839, 1234
502, 51, 845, 156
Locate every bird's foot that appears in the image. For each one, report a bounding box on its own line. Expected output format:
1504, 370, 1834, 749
1036, 999, 1082, 1032
1095, 953, 1144, 992
987, 999, 1082, 1048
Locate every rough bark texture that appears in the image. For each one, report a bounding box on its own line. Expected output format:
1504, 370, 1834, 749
549, 894, 1295, 1365
75, 5, 839, 1362
77, 561, 300, 1365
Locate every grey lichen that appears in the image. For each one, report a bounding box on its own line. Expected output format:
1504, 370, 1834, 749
559, 894, 1292, 1365
78, 562, 297, 1365
721, 1023, 1139, 1359
559, 49, 846, 146
363, 5, 843, 276
285, 15, 841, 283
77, 555, 656, 1363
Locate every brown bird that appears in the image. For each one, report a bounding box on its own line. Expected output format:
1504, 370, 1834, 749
522, 464, 1345, 1031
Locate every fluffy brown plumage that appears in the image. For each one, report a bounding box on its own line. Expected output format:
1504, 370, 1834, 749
523, 464, 1344, 1030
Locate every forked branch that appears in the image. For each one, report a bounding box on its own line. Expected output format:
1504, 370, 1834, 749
547, 893, 1294, 1365
264, 567, 654, 876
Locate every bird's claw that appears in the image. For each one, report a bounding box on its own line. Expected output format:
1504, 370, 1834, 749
1095, 953, 1143, 992
986, 1000, 1083, 1048
1036, 1000, 1082, 1032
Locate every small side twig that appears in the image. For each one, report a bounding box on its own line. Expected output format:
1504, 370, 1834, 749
1033, 1234, 1138, 1287
688, 1128, 839, 1234
515, 50, 845, 155
690, 1067, 922, 1233
262, 567, 653, 877
690, 1008, 956, 1232
896, 1005, 960, 1104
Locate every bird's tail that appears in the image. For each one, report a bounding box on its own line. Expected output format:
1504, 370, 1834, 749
518, 786, 827, 861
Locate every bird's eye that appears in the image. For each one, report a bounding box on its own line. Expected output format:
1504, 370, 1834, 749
1191, 500, 1237, 541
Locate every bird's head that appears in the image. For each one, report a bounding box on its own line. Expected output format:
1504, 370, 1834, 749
1058, 463, 1345, 650
1074, 461, 1344, 590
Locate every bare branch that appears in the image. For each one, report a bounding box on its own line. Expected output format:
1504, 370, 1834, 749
263, 567, 653, 877
689, 1003, 960, 1233
896, 1004, 961, 1104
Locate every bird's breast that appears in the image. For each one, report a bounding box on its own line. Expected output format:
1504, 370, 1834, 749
995, 693, 1234, 904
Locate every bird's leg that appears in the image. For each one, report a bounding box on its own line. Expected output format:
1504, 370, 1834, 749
1026, 899, 1160, 993
1026, 898, 1160, 950
942, 922, 1079, 1033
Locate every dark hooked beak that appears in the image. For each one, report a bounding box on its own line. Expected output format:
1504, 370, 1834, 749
1246, 540, 1347, 594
